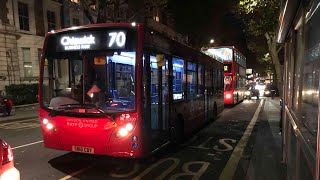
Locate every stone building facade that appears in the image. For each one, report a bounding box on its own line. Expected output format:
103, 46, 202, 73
0, 0, 62, 92
0, 0, 180, 93
0, 0, 97, 93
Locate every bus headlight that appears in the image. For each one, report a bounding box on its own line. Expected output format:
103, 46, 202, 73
43, 118, 49, 125
125, 123, 133, 131
117, 123, 134, 137
119, 128, 128, 137
46, 123, 54, 130
226, 93, 232, 99
42, 118, 55, 132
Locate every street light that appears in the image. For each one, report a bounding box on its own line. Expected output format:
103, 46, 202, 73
210, 39, 214, 44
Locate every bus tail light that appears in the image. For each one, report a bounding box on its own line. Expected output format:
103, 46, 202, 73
2, 141, 13, 165
226, 93, 232, 99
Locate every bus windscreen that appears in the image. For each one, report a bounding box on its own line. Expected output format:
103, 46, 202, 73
41, 28, 137, 115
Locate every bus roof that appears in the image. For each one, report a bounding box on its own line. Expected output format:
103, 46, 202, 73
201, 46, 246, 68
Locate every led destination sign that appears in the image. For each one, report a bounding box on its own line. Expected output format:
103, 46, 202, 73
56, 29, 132, 52
60, 35, 96, 50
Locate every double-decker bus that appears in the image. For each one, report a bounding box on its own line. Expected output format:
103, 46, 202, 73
39, 22, 224, 158
277, 0, 320, 179
203, 46, 246, 104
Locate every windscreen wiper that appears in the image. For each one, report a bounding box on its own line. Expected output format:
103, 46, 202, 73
58, 103, 116, 120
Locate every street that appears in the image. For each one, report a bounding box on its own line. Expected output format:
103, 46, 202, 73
0, 98, 281, 180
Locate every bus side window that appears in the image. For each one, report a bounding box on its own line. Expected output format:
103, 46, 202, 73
172, 57, 185, 100
212, 69, 217, 93
198, 64, 204, 95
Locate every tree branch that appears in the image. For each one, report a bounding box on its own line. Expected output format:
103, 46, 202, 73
80, 1, 95, 24
277, 44, 283, 53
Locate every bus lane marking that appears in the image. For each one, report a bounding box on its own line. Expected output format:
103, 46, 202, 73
132, 158, 179, 180
131, 158, 210, 180
219, 99, 264, 180
188, 137, 237, 161
110, 162, 140, 178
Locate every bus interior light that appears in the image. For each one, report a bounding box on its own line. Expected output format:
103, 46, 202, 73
111, 103, 119, 107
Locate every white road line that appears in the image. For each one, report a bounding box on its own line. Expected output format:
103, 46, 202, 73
0, 118, 39, 124
219, 99, 264, 180
12, 140, 44, 150
59, 165, 94, 180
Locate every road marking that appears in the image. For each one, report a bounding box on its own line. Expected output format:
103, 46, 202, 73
12, 140, 44, 150
0, 118, 39, 124
219, 99, 264, 180
59, 165, 94, 180
0, 118, 40, 130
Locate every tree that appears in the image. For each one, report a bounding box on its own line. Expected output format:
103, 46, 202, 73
235, 0, 283, 90
78, 0, 167, 24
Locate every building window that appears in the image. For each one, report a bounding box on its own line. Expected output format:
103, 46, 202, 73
22, 48, 33, 77
47, 11, 56, 31
72, 18, 80, 26
18, 2, 29, 31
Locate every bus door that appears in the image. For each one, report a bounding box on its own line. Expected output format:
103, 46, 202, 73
204, 69, 211, 121
150, 54, 170, 149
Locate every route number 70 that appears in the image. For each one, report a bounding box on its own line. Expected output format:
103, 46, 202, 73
108, 31, 126, 48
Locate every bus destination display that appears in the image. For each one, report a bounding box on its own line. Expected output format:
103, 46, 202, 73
56, 30, 130, 52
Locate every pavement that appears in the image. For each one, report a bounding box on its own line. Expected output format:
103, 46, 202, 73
235, 97, 286, 180
0, 103, 39, 122
0, 98, 286, 179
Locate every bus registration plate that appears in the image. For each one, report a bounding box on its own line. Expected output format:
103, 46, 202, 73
72, 146, 94, 154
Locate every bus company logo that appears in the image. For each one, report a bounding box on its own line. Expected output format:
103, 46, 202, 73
66, 119, 98, 128
78, 122, 84, 128
60, 35, 96, 50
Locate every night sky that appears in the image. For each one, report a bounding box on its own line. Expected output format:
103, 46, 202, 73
168, 0, 260, 70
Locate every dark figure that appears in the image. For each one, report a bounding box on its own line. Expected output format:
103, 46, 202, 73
0, 96, 13, 116
271, 89, 276, 99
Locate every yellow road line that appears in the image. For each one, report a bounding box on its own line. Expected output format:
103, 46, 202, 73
59, 165, 94, 180
219, 99, 264, 180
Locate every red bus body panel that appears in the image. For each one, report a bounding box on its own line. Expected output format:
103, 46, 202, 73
39, 23, 146, 158
222, 47, 246, 105
39, 23, 224, 158
39, 109, 144, 158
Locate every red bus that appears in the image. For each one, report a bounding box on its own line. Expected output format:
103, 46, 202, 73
39, 22, 224, 158
203, 46, 247, 104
